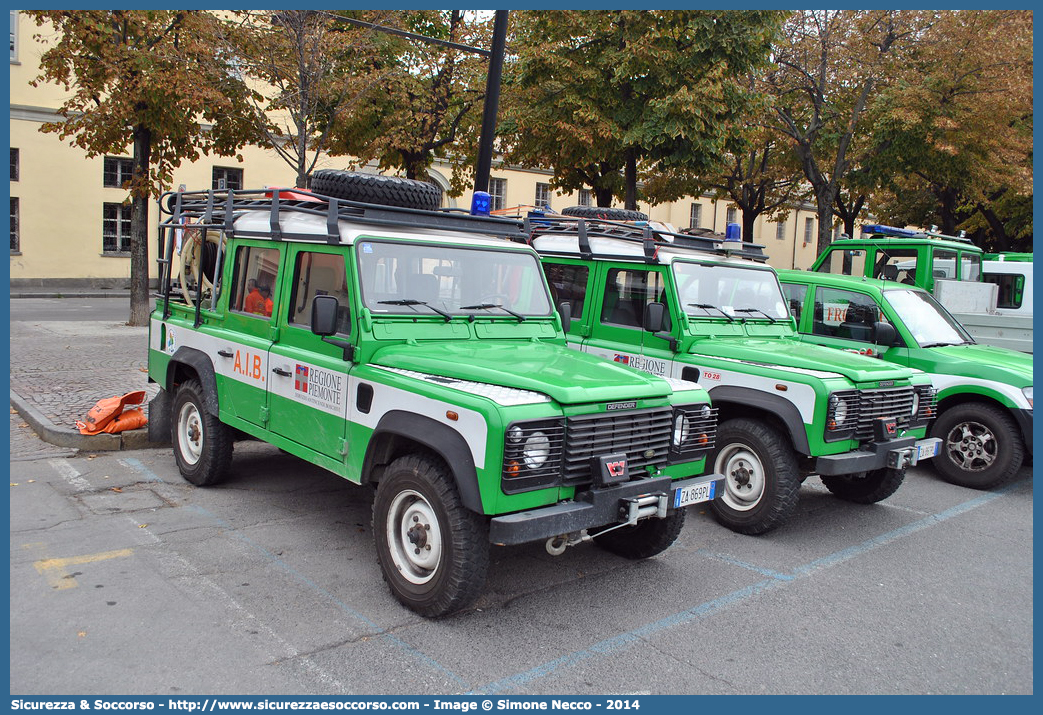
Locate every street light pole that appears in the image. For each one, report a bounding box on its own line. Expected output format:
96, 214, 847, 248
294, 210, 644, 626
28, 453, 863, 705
473, 10, 508, 194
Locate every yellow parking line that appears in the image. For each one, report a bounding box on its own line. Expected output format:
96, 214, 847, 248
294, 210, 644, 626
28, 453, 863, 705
30, 547, 134, 591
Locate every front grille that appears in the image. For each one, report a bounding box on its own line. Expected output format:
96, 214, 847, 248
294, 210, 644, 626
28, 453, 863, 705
854, 387, 915, 440
562, 407, 673, 483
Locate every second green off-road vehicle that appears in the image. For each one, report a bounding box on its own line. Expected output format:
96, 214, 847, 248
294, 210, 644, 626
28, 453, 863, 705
522, 214, 940, 535
146, 172, 722, 616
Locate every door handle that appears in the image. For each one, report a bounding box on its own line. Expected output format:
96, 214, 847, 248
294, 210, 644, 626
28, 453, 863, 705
272, 367, 292, 377
217, 349, 234, 358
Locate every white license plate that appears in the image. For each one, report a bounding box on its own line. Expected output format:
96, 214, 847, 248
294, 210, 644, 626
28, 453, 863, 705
918, 441, 940, 460
674, 481, 716, 508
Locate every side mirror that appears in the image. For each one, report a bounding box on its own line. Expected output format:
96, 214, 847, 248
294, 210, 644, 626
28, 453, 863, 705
557, 300, 572, 328
311, 295, 340, 337
873, 321, 897, 347
643, 302, 666, 333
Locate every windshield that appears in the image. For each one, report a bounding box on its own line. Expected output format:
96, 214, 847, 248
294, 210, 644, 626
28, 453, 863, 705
357, 240, 553, 318
885, 288, 973, 347
673, 261, 790, 321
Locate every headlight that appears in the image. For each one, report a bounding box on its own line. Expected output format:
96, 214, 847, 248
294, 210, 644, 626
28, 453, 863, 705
1023, 386, 1033, 408
910, 391, 920, 416
828, 394, 849, 426
673, 413, 690, 447
522, 431, 550, 469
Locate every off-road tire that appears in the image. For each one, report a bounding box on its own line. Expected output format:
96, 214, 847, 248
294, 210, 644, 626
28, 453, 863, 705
709, 418, 801, 535
561, 205, 648, 221
929, 401, 1024, 489
821, 467, 905, 504
373, 454, 489, 617
592, 509, 685, 559
310, 170, 442, 211
171, 378, 233, 486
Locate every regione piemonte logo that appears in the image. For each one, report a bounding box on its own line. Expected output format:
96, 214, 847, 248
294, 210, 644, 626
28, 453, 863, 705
294, 364, 309, 393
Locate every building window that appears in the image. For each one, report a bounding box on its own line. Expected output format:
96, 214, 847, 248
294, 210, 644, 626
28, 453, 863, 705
10, 197, 19, 253
213, 166, 243, 190
489, 178, 506, 211
10, 148, 17, 181
776, 221, 786, 241
103, 157, 134, 188
689, 203, 702, 229
103, 202, 132, 253
804, 217, 815, 245
534, 182, 551, 208
726, 207, 738, 225
10, 11, 18, 63
577, 189, 592, 207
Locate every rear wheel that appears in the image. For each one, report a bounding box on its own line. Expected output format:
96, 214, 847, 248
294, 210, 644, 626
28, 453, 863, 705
929, 402, 1023, 489
171, 378, 233, 486
373, 455, 489, 617
592, 509, 685, 559
821, 467, 905, 504
709, 419, 800, 535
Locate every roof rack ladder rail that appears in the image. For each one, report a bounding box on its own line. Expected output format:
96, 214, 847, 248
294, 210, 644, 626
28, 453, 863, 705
326, 198, 340, 244
269, 188, 283, 240
208, 190, 235, 312
160, 191, 185, 320
642, 224, 657, 264
577, 219, 593, 260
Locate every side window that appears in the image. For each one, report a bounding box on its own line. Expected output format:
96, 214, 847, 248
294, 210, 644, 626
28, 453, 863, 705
933, 249, 957, 282
960, 252, 981, 282
817, 248, 865, 276
874, 249, 919, 284
780, 282, 807, 321
601, 267, 668, 329
812, 287, 884, 343
231, 246, 280, 319
983, 272, 1025, 309
544, 263, 588, 318
288, 251, 351, 334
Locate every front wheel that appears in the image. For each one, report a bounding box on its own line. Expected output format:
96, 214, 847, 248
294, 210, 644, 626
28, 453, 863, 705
709, 419, 801, 535
929, 402, 1024, 489
373, 455, 489, 617
821, 467, 905, 504
592, 509, 685, 559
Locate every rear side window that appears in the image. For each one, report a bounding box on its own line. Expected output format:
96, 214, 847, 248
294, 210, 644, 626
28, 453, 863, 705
812, 287, 885, 343
816, 248, 866, 276
544, 263, 589, 319
231, 246, 280, 319
873, 249, 918, 285
983, 272, 1025, 309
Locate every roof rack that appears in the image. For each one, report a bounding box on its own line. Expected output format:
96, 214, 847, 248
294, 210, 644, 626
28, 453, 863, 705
517, 215, 768, 263
860, 224, 974, 244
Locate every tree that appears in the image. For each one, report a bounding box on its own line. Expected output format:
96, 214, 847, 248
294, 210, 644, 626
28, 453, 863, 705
768, 10, 932, 255
329, 11, 492, 191
228, 10, 398, 188
865, 11, 1032, 251
502, 11, 784, 209
27, 11, 258, 325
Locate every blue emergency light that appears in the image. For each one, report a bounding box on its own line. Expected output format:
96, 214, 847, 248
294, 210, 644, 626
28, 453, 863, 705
470, 191, 491, 216
725, 222, 742, 242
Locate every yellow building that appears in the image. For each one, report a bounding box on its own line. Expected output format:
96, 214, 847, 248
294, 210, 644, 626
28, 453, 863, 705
9, 10, 829, 288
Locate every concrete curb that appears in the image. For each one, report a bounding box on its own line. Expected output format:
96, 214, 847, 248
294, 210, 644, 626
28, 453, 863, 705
10, 389, 166, 451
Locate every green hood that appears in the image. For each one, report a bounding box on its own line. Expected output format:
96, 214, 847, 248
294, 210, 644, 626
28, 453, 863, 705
373, 341, 672, 405
920, 343, 1033, 387
692, 337, 914, 384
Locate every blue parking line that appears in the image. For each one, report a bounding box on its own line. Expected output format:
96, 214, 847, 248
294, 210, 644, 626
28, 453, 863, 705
471, 478, 1029, 695
120, 457, 469, 690
697, 551, 796, 581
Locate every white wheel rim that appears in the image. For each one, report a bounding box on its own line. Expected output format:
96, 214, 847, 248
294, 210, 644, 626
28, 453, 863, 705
715, 443, 766, 512
177, 402, 204, 466
944, 420, 998, 472
386, 489, 442, 585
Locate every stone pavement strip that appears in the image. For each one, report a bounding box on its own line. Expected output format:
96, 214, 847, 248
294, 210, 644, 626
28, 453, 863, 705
9, 319, 164, 451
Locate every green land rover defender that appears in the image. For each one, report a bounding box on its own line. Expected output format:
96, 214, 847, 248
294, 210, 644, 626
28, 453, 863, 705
520, 213, 940, 535
146, 172, 723, 616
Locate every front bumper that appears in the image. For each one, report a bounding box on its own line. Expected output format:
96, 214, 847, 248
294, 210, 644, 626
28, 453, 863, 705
1013, 409, 1033, 455
814, 436, 942, 476
488, 473, 724, 546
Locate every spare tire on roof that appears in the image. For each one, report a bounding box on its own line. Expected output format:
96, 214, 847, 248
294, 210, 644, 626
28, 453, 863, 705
561, 205, 648, 221
310, 170, 443, 211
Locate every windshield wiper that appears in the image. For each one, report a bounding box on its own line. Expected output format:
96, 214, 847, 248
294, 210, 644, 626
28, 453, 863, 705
687, 303, 735, 322
460, 303, 527, 322
378, 299, 452, 322
735, 307, 777, 323
919, 341, 967, 348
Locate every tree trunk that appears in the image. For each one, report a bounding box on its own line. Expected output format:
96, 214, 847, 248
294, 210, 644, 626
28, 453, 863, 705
816, 194, 835, 257
623, 149, 638, 211
741, 210, 758, 243
128, 125, 152, 327
594, 187, 614, 207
